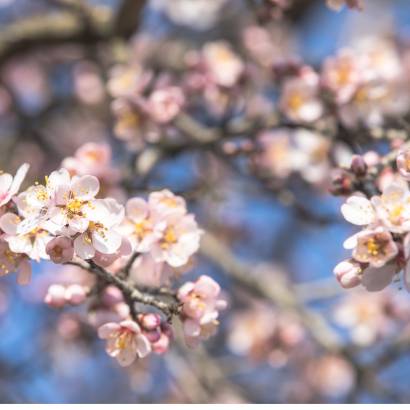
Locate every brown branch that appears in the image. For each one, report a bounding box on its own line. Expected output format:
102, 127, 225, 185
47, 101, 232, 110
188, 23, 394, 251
66, 259, 180, 320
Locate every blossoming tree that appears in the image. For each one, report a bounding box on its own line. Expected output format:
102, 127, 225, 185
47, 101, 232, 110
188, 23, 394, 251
1, 0, 410, 404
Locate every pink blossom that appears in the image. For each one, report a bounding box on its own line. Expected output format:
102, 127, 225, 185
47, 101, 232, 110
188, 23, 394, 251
0, 163, 29, 208
333, 259, 361, 289
396, 150, 410, 180
147, 86, 185, 123
46, 236, 74, 264
98, 320, 151, 366
202, 41, 244, 87
151, 212, 202, 268
326, 0, 363, 11
349, 227, 398, 268
44, 284, 67, 308
178, 275, 227, 347
0, 212, 52, 261
279, 68, 323, 123
321, 50, 361, 104
73, 198, 124, 260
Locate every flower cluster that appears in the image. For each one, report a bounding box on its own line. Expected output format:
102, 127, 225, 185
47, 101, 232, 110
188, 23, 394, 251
326, 0, 364, 11
334, 149, 410, 292
0, 159, 224, 367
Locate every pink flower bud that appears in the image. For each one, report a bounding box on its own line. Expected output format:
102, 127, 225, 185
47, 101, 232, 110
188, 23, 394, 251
44, 284, 67, 308
46, 236, 74, 264
152, 333, 170, 354
65, 284, 87, 305
350, 155, 367, 177
101, 286, 124, 306
139, 313, 161, 330
334, 260, 362, 289
143, 329, 161, 343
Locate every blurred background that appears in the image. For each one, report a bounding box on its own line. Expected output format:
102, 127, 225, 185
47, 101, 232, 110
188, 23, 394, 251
1, 0, 410, 404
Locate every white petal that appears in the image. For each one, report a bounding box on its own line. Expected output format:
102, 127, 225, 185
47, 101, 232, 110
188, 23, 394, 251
74, 234, 95, 259
92, 229, 122, 255
9, 163, 29, 197
341, 196, 376, 226
361, 264, 397, 292
0, 213, 20, 235
71, 175, 99, 200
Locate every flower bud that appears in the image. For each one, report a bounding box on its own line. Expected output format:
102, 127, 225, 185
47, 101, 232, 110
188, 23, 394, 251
139, 313, 161, 330
334, 260, 361, 289
44, 284, 67, 308
65, 284, 87, 305
350, 155, 367, 177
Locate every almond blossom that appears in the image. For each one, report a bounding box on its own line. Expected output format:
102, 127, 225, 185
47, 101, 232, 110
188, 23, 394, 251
0, 212, 52, 261
0, 163, 29, 208
279, 68, 323, 123
151, 212, 202, 268
73, 198, 124, 260
178, 275, 227, 347
326, 0, 363, 11
98, 320, 151, 366
202, 41, 244, 88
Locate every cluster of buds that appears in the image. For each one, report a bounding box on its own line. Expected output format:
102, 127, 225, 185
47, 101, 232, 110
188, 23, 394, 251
334, 149, 410, 292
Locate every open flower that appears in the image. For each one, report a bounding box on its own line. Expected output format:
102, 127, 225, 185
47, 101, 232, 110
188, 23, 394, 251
147, 86, 185, 124
151, 212, 202, 268
280, 68, 323, 123
98, 320, 151, 366
47, 169, 100, 234
73, 198, 124, 259
120, 197, 163, 253
0, 212, 52, 261
202, 41, 244, 87
347, 227, 398, 268
178, 275, 227, 347
0, 163, 29, 208
371, 182, 410, 233
321, 49, 361, 104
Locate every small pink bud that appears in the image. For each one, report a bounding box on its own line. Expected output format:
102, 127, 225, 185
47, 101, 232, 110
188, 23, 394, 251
152, 333, 170, 354
139, 313, 161, 330
334, 260, 361, 289
101, 286, 124, 306
44, 284, 66, 308
143, 329, 161, 343
350, 155, 367, 177
65, 284, 87, 305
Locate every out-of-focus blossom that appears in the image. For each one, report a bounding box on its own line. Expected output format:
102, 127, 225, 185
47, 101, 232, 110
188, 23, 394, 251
321, 50, 362, 104
333, 291, 409, 345
202, 41, 244, 88
98, 320, 151, 366
178, 275, 227, 347
280, 68, 323, 123
396, 149, 410, 180
326, 0, 363, 11
256, 129, 331, 185
147, 86, 185, 123
44, 283, 88, 308
305, 355, 355, 398
228, 304, 305, 367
